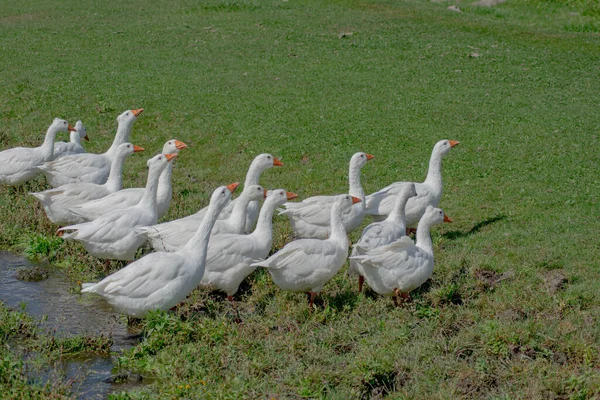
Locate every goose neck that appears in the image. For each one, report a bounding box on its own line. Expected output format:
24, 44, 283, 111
139, 166, 163, 210
415, 218, 434, 256
228, 196, 251, 233
183, 199, 222, 260
106, 121, 133, 155
329, 203, 349, 245
348, 163, 365, 201
424, 149, 443, 190
157, 163, 173, 199
40, 125, 60, 161
105, 154, 126, 192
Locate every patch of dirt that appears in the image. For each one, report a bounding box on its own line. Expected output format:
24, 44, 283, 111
509, 345, 538, 360
544, 270, 568, 295
474, 269, 513, 290
552, 351, 568, 365
498, 307, 527, 322
456, 371, 498, 397
360, 369, 408, 400
16, 267, 50, 282
473, 0, 506, 6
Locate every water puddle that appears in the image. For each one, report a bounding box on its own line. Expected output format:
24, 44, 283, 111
0, 251, 147, 398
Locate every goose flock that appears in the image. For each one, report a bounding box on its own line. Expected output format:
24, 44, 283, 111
0, 109, 459, 318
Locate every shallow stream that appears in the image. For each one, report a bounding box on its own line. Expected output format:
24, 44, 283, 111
0, 251, 147, 398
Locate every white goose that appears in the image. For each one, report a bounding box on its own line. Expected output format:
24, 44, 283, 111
279, 152, 373, 239
138, 184, 267, 252
69, 139, 187, 222
57, 153, 176, 261
200, 189, 298, 316
38, 108, 143, 187
80, 184, 236, 317
252, 194, 360, 309
350, 206, 451, 306
195, 154, 282, 228
52, 120, 89, 160
365, 140, 459, 225
349, 183, 417, 293
0, 118, 75, 186
30, 143, 143, 225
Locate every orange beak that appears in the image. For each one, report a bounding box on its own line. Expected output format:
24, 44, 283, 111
273, 157, 284, 167
263, 188, 268, 199
83, 134, 90, 142
133, 145, 145, 153
366, 154, 374, 161
351, 196, 362, 204
443, 214, 453, 223
131, 108, 144, 117
286, 191, 298, 200
165, 153, 178, 162
449, 140, 460, 148
67, 124, 76, 132
226, 182, 240, 193
174, 140, 187, 150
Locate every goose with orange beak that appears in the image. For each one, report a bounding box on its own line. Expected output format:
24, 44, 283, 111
366, 140, 459, 228
39, 108, 144, 187
138, 184, 268, 252
199, 189, 298, 321
279, 152, 374, 239
69, 139, 188, 222
252, 194, 361, 310
141, 153, 284, 247
53, 120, 89, 160
350, 206, 452, 306
31, 143, 144, 225
58, 153, 177, 262
0, 118, 76, 186
80, 183, 238, 317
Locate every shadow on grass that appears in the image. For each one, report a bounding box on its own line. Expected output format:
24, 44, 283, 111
442, 214, 506, 240
320, 289, 361, 313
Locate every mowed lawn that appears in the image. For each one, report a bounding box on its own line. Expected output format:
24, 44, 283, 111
1, 0, 599, 398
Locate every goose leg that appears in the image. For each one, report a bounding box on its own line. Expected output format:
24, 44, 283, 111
227, 295, 242, 323
358, 275, 365, 293
308, 291, 317, 311
406, 228, 417, 236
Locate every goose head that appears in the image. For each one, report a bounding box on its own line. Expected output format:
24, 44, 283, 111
72, 121, 89, 142
241, 185, 268, 202
50, 118, 76, 134
116, 108, 144, 127
209, 183, 239, 213
115, 142, 144, 160
424, 205, 452, 225
146, 153, 176, 176
333, 194, 362, 215
250, 153, 284, 174
350, 152, 374, 169
433, 140, 460, 157
266, 189, 298, 207
162, 139, 188, 155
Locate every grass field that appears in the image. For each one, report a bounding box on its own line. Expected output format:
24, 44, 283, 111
1, 0, 600, 398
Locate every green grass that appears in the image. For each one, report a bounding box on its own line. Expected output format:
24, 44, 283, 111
1, 0, 600, 397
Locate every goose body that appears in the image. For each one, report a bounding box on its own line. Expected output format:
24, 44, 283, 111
139, 184, 267, 252
365, 140, 459, 225
38, 109, 143, 187
279, 152, 373, 239
30, 143, 143, 225
69, 140, 187, 222
172, 154, 283, 235
80, 184, 236, 317
349, 183, 417, 290
52, 120, 89, 160
201, 189, 297, 297
57, 153, 173, 261
252, 195, 360, 306
350, 206, 449, 300
0, 118, 75, 186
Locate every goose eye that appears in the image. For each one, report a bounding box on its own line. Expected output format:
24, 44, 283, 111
127, 145, 131, 148
360, 154, 364, 158
267, 156, 271, 159
63, 121, 67, 125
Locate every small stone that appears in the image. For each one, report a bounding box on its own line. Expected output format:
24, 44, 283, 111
448, 5, 461, 12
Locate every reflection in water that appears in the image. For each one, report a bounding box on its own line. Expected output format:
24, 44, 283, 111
0, 251, 145, 398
